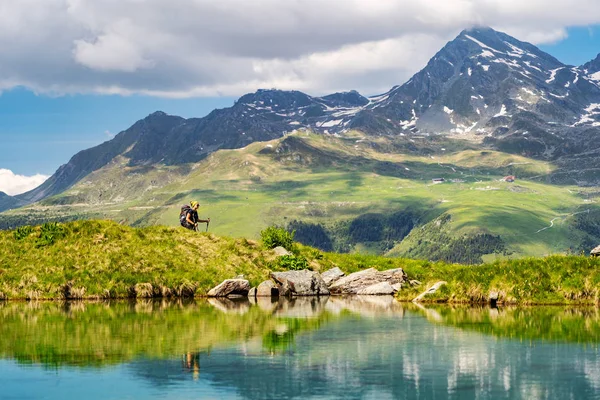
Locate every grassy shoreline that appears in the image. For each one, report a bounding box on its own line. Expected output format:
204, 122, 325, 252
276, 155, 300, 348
1, 220, 599, 304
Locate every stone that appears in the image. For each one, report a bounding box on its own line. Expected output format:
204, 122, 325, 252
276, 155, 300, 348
392, 283, 402, 293
256, 280, 279, 297
591, 245, 600, 257
270, 270, 330, 296
321, 267, 345, 286
412, 281, 447, 303
328, 268, 407, 295
207, 279, 251, 297
357, 282, 396, 295
489, 291, 499, 301
273, 246, 292, 256
248, 287, 257, 299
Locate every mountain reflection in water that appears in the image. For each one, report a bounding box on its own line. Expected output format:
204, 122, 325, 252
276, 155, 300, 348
0, 297, 599, 399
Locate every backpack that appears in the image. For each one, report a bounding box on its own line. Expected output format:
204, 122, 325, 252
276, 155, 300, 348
179, 205, 192, 225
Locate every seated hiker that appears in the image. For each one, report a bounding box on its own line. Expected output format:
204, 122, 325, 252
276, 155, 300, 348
180, 201, 210, 231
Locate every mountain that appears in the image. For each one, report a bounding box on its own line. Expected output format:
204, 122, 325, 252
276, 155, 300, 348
0, 192, 23, 211
6, 26, 600, 214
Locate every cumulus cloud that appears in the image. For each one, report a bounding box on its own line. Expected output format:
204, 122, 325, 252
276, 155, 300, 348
1, 0, 600, 97
0, 169, 49, 196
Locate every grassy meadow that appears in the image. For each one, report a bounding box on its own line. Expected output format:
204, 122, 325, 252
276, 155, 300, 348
2, 131, 600, 261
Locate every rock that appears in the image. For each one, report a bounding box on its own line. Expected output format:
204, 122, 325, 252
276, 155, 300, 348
257, 280, 279, 297
489, 291, 499, 301
591, 245, 600, 257
321, 267, 345, 286
207, 279, 251, 297
273, 246, 292, 256
328, 268, 407, 295
392, 283, 402, 293
248, 287, 257, 299
270, 270, 330, 296
412, 281, 447, 303
357, 282, 396, 295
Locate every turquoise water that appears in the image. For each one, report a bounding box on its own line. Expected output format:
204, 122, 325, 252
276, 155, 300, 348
0, 297, 599, 399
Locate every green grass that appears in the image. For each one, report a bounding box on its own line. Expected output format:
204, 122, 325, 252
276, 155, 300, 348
1, 219, 599, 304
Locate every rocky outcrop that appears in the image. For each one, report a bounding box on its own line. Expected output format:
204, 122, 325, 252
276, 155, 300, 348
412, 281, 447, 303
248, 287, 257, 299
207, 279, 251, 297
273, 246, 292, 256
357, 282, 396, 296
321, 267, 345, 286
328, 268, 407, 295
271, 270, 329, 297
257, 280, 279, 297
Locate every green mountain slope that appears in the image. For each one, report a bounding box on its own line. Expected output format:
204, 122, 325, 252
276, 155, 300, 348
2, 131, 599, 262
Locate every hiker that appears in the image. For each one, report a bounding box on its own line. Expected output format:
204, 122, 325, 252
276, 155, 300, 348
180, 201, 210, 231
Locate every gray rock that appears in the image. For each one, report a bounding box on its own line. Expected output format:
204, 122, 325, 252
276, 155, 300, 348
207, 279, 251, 297
273, 246, 292, 256
391, 283, 403, 293
257, 280, 279, 297
248, 287, 257, 299
412, 281, 447, 303
321, 267, 345, 286
357, 282, 396, 295
489, 291, 499, 301
271, 270, 330, 296
329, 268, 407, 295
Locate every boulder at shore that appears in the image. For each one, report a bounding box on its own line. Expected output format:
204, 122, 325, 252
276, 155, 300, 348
321, 267, 345, 286
357, 282, 396, 296
207, 279, 251, 297
329, 268, 407, 295
256, 280, 280, 297
271, 270, 330, 297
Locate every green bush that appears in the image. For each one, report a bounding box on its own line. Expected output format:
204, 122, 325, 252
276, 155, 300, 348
13, 226, 34, 241
278, 255, 309, 271
36, 222, 66, 247
261, 226, 295, 250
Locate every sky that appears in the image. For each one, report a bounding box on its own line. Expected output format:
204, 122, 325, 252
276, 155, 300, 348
1, 0, 600, 195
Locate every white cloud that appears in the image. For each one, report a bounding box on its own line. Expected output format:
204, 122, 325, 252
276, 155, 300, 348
0, 169, 49, 196
0, 0, 600, 97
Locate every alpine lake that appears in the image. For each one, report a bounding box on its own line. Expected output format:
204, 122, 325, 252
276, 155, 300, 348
1, 297, 599, 400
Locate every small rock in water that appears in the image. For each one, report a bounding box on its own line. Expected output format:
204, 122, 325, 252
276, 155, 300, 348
412, 281, 447, 303
248, 287, 257, 299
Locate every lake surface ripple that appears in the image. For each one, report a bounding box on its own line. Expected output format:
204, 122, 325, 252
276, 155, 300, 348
0, 297, 599, 399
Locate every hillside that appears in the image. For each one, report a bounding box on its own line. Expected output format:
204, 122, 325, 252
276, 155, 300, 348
1, 220, 599, 304
2, 131, 599, 262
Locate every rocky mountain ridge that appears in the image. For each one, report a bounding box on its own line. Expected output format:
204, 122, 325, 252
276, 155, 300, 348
4, 26, 600, 212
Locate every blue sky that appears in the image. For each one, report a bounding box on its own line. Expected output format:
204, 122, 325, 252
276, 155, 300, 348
1, 0, 600, 195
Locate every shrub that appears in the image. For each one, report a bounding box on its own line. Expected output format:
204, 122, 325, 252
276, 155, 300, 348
278, 255, 309, 271
36, 222, 66, 247
13, 226, 34, 241
261, 226, 295, 250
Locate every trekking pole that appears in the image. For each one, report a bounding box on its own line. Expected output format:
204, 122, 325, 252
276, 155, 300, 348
205, 219, 210, 232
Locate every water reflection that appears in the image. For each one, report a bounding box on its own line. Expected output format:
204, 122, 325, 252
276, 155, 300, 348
0, 299, 599, 399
